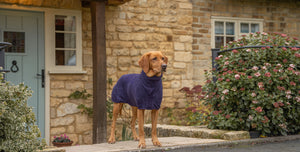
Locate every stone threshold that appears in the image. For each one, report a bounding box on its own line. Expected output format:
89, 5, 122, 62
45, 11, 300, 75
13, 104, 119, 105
143, 124, 250, 140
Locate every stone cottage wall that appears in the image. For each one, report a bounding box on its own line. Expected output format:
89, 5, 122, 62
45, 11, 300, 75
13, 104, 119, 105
192, 0, 300, 84
104, 0, 194, 125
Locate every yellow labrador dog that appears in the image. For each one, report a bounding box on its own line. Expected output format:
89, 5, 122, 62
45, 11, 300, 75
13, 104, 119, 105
108, 51, 168, 148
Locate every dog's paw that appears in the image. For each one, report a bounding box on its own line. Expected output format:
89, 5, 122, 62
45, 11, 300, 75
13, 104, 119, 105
108, 137, 116, 144
138, 141, 146, 149
133, 136, 140, 141
152, 140, 162, 147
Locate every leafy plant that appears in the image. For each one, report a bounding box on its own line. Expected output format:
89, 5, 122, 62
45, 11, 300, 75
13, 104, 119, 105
52, 134, 71, 143
69, 89, 92, 99
179, 85, 211, 126
203, 32, 299, 136
77, 104, 93, 117
0, 71, 45, 151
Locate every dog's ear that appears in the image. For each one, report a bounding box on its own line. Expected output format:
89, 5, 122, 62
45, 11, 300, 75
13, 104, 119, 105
138, 53, 150, 73
164, 55, 168, 64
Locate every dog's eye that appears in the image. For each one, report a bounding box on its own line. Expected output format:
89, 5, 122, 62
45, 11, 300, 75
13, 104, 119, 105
152, 57, 157, 60
162, 57, 165, 60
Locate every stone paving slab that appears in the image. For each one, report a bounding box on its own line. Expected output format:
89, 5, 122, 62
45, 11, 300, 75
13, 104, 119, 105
143, 124, 250, 140
63, 137, 225, 152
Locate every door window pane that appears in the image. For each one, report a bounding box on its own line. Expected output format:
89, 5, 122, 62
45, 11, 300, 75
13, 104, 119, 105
215, 36, 224, 48
55, 33, 76, 48
226, 22, 234, 35
4, 31, 25, 53
56, 50, 76, 66
215, 22, 224, 34
241, 23, 249, 33
55, 15, 76, 32
251, 24, 259, 33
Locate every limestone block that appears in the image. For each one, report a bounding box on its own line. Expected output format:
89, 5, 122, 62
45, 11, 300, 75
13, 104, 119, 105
107, 68, 117, 75
83, 54, 93, 67
119, 33, 146, 41
83, 131, 93, 144
178, 3, 193, 9
116, 26, 132, 33
178, 16, 193, 25
67, 126, 75, 133
51, 127, 66, 135
133, 42, 147, 49
171, 81, 181, 89
51, 116, 75, 127
173, 62, 186, 68
174, 52, 193, 62
130, 49, 140, 56
57, 103, 80, 117
51, 98, 63, 107
65, 81, 84, 90
118, 57, 131, 67
223, 131, 250, 140
51, 81, 65, 89
181, 80, 194, 88
163, 89, 173, 97
51, 90, 72, 98
113, 48, 130, 56
179, 35, 193, 43
107, 56, 117, 68
160, 16, 177, 23
110, 41, 133, 48
67, 134, 78, 145
174, 42, 185, 51
50, 107, 56, 118
76, 123, 92, 133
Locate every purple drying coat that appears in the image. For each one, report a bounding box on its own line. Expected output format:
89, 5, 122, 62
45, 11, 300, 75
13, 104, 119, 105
111, 71, 163, 110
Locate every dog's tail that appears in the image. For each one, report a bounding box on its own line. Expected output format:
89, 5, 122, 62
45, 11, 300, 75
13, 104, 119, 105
118, 103, 124, 116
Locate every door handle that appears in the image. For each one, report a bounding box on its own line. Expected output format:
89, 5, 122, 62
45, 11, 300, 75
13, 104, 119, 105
36, 69, 45, 88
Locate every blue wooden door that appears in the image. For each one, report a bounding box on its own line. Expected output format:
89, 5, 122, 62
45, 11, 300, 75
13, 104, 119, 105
0, 9, 45, 137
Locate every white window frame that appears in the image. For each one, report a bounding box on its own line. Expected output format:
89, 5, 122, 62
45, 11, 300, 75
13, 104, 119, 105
45, 9, 84, 73
211, 16, 263, 48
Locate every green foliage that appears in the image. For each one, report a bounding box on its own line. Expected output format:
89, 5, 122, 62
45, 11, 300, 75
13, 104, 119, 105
203, 32, 300, 136
179, 85, 211, 126
52, 134, 71, 143
69, 89, 92, 99
77, 104, 93, 117
0, 72, 45, 151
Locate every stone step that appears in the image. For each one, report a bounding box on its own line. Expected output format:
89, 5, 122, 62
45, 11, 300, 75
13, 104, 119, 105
143, 124, 250, 140
39, 146, 65, 152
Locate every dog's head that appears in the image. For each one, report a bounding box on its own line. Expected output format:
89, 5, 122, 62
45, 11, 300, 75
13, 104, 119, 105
138, 51, 168, 77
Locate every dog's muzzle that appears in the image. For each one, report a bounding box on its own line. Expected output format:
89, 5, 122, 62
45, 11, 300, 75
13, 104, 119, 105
161, 64, 167, 72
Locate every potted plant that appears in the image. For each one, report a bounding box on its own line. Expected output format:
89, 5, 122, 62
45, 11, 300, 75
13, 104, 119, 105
52, 134, 73, 147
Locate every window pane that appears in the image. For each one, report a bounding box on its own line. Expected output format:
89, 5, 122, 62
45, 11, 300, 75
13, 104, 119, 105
215, 22, 224, 34
241, 23, 249, 33
226, 37, 235, 43
55, 50, 76, 66
226, 22, 234, 35
4, 31, 25, 53
55, 33, 76, 48
251, 24, 259, 33
215, 36, 224, 48
55, 15, 76, 31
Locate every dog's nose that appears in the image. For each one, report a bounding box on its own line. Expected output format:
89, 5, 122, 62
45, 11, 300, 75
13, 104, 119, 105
161, 64, 167, 72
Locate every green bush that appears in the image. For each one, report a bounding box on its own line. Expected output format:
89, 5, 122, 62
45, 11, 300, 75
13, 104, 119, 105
203, 32, 300, 136
0, 71, 45, 151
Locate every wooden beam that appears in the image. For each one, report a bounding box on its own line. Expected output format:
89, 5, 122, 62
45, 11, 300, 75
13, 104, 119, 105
91, 0, 107, 144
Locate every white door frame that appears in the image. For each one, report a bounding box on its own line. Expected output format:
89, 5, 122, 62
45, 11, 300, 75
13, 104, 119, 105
0, 4, 82, 145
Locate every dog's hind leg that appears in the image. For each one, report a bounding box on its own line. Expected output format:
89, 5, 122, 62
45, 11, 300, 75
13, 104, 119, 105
131, 106, 139, 141
108, 103, 121, 144
151, 109, 161, 147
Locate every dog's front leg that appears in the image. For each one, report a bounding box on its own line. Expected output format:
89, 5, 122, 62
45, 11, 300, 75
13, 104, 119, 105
151, 109, 161, 147
108, 103, 120, 144
138, 109, 146, 148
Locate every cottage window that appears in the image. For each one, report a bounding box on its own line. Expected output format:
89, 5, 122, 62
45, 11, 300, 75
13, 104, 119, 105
211, 17, 263, 48
46, 10, 83, 73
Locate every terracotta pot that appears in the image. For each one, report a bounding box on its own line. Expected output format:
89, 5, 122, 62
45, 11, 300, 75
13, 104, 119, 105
52, 141, 73, 147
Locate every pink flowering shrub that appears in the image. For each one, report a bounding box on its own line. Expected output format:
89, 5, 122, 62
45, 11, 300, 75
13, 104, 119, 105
204, 32, 299, 136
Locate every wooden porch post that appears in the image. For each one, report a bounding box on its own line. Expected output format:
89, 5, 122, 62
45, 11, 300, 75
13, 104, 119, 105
91, 0, 107, 144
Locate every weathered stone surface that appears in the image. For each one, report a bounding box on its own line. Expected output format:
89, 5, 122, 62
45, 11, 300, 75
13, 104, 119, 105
51, 116, 75, 127
57, 103, 80, 117
76, 123, 92, 133
51, 90, 72, 98
118, 57, 131, 67
65, 81, 84, 90
174, 52, 193, 62
50, 81, 65, 89
174, 42, 185, 51
143, 124, 250, 140
51, 127, 66, 135
173, 62, 186, 68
